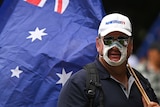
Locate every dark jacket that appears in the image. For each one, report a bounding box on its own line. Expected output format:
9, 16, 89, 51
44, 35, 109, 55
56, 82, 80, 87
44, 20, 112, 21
57, 58, 158, 107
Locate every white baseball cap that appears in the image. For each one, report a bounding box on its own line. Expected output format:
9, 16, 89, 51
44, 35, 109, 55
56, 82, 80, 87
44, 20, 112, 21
98, 13, 132, 37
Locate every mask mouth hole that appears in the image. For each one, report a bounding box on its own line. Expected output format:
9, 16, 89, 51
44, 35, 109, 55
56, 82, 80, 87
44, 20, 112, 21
108, 47, 121, 61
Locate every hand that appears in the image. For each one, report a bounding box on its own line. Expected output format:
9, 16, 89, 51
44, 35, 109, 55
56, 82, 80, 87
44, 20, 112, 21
142, 97, 160, 107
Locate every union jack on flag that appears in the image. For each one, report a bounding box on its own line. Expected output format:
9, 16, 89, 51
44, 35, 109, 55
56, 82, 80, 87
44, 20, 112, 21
24, 0, 47, 7
24, 0, 69, 14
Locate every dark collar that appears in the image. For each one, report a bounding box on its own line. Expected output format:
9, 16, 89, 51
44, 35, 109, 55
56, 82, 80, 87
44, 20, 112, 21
94, 57, 130, 80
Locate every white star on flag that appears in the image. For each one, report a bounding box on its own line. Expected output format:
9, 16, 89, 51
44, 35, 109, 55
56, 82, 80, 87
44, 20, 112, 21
56, 68, 73, 86
10, 66, 23, 78
26, 27, 47, 42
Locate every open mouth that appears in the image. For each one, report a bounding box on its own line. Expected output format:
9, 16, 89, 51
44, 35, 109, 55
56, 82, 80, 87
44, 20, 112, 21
108, 48, 121, 61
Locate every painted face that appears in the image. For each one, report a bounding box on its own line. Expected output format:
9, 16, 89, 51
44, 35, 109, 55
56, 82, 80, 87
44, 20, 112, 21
102, 35, 129, 66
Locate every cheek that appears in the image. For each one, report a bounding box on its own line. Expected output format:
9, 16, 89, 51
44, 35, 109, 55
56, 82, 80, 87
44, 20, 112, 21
128, 44, 133, 54
127, 48, 132, 55
99, 45, 104, 54
127, 46, 132, 58
96, 41, 104, 54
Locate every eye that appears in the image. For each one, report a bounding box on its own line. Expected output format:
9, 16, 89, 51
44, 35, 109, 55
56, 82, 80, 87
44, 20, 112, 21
104, 39, 113, 45
117, 36, 129, 46
118, 39, 125, 45
103, 37, 113, 45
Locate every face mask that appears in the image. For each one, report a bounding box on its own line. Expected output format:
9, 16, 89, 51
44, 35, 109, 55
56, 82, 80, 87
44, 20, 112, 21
102, 41, 127, 66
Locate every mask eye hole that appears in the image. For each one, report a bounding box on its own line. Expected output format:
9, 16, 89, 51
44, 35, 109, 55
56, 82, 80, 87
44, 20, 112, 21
117, 36, 129, 46
103, 37, 114, 45
102, 36, 129, 46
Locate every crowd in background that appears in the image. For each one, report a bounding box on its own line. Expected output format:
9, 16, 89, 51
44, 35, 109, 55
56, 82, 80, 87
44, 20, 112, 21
129, 41, 160, 103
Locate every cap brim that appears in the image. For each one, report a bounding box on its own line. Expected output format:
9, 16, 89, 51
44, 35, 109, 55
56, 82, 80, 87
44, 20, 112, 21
100, 28, 132, 37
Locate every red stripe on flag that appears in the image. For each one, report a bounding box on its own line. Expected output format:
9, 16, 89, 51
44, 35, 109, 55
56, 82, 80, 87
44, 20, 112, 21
57, 0, 62, 13
26, 0, 41, 5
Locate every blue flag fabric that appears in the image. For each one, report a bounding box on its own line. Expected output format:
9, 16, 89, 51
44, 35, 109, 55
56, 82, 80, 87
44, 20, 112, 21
0, 0, 19, 33
0, 0, 105, 106
136, 14, 160, 59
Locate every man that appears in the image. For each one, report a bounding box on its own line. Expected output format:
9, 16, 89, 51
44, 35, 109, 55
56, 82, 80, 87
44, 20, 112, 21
136, 41, 160, 103
57, 13, 160, 107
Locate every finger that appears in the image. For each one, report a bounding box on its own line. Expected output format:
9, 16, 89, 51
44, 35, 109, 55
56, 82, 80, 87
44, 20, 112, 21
148, 102, 159, 107
142, 97, 147, 107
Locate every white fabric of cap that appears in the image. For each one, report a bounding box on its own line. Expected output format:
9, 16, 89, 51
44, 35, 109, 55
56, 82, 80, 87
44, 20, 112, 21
98, 13, 132, 37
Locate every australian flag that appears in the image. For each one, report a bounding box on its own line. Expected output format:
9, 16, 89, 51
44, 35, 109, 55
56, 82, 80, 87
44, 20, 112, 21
0, 0, 105, 106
